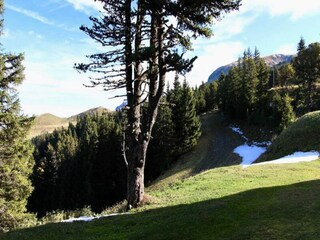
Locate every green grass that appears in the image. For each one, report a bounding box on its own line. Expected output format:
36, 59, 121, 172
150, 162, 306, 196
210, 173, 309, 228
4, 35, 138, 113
258, 110, 320, 162
5, 111, 320, 239
2, 161, 320, 240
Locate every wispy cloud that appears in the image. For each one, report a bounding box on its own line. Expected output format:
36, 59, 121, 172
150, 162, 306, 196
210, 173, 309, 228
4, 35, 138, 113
211, 11, 257, 42
6, 4, 54, 25
276, 44, 297, 55
65, 0, 103, 15
242, 0, 320, 21
186, 41, 245, 86
6, 4, 78, 32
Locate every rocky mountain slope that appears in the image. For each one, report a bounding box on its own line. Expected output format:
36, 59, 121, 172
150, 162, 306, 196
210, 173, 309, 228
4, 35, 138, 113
207, 54, 294, 83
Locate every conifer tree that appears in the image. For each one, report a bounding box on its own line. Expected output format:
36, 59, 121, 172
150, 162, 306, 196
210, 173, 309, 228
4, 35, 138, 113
297, 37, 306, 52
253, 48, 270, 124
146, 98, 175, 182
76, 0, 240, 208
241, 49, 259, 119
205, 82, 218, 111
278, 64, 295, 88
0, 1, 34, 231
270, 92, 295, 132
170, 78, 201, 155
293, 41, 320, 113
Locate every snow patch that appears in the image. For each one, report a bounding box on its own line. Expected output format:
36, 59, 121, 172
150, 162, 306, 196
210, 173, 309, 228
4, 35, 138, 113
231, 127, 244, 135
230, 126, 249, 141
252, 151, 320, 167
231, 125, 319, 168
62, 216, 96, 223
61, 212, 128, 223
233, 144, 267, 167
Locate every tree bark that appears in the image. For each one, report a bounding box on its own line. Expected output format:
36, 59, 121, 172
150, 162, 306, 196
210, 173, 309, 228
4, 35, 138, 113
126, 139, 148, 208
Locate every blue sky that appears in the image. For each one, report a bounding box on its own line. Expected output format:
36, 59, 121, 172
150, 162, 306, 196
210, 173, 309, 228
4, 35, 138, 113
2, 0, 320, 117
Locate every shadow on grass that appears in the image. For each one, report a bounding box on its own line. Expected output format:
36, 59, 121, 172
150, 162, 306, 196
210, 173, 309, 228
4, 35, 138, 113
2, 180, 320, 240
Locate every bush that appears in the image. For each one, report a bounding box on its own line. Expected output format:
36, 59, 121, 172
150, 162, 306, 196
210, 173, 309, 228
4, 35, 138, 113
258, 110, 320, 162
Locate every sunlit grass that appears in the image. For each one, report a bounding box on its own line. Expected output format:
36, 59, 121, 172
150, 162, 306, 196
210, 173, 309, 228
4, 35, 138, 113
2, 160, 320, 240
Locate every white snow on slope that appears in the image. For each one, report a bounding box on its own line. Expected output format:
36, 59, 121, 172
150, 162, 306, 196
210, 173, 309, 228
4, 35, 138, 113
233, 144, 267, 166
231, 127, 244, 135
252, 151, 320, 167
231, 125, 319, 168
62, 216, 95, 223
230, 126, 248, 141
61, 212, 128, 223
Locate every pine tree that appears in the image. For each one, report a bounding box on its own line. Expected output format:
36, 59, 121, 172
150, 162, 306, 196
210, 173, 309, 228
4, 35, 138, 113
253, 48, 271, 124
241, 49, 259, 119
170, 78, 201, 155
270, 92, 295, 132
0, 1, 35, 231
293, 41, 320, 113
76, 0, 240, 208
146, 98, 175, 182
297, 37, 306, 52
278, 64, 295, 88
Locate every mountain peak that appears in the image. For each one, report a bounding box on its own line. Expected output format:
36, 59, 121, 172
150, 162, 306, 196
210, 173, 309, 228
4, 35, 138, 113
207, 54, 294, 83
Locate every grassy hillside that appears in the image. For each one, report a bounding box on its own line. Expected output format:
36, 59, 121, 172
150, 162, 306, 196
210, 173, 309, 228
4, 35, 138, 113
2, 162, 320, 240
67, 106, 110, 121
28, 113, 70, 138
29, 107, 111, 138
258, 110, 320, 162
4, 111, 320, 239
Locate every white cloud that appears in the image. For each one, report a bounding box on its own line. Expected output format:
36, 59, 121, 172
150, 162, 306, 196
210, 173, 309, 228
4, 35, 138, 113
65, 0, 104, 14
211, 12, 257, 42
20, 59, 122, 117
6, 4, 54, 25
18, 41, 123, 117
2, 29, 13, 39
276, 44, 297, 55
28, 30, 44, 40
186, 41, 245, 86
242, 0, 320, 20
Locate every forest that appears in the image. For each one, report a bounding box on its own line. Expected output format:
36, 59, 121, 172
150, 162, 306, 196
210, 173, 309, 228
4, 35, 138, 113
26, 38, 320, 218
1, 0, 320, 234
1, 38, 320, 232
27, 79, 202, 216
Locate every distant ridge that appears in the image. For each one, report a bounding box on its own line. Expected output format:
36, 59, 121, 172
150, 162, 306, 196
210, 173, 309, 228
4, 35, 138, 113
29, 107, 111, 138
68, 106, 111, 121
207, 54, 294, 83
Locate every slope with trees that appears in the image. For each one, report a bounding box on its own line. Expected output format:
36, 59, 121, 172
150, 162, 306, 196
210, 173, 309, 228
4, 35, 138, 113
28, 85, 201, 216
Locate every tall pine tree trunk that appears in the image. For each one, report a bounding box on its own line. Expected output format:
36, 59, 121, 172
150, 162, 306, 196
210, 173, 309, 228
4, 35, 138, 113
125, 7, 165, 208
126, 139, 148, 208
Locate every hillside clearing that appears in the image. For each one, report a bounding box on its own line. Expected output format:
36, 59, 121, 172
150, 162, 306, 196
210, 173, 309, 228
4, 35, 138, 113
2, 111, 320, 239
2, 161, 320, 240
149, 111, 244, 191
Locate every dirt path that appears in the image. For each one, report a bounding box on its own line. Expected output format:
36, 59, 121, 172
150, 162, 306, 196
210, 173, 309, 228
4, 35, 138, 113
192, 111, 244, 173
150, 111, 245, 190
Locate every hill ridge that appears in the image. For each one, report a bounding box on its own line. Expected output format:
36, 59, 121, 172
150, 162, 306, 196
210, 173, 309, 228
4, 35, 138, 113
29, 106, 111, 138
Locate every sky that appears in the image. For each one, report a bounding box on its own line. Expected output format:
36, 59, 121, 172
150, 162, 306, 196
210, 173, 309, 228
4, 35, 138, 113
2, 0, 320, 117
